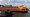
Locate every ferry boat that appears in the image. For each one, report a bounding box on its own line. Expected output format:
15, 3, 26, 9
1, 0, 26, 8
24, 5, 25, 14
0, 5, 29, 13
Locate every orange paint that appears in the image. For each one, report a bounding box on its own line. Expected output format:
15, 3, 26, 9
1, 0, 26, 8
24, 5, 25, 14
0, 5, 28, 12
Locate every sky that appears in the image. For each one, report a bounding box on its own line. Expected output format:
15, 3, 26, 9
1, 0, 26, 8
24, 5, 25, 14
0, 0, 30, 8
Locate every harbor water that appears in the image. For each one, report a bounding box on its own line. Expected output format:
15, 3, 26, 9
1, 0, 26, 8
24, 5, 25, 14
0, 10, 30, 17
12, 10, 30, 17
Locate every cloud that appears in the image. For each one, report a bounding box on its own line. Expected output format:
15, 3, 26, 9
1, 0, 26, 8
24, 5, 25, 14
0, 0, 30, 7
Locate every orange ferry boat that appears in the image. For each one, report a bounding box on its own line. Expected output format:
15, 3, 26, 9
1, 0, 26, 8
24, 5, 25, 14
0, 5, 29, 13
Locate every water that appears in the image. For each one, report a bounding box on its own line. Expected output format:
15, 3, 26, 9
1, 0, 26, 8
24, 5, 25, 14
0, 10, 30, 17
12, 11, 30, 17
